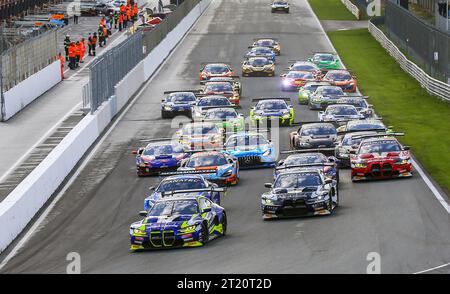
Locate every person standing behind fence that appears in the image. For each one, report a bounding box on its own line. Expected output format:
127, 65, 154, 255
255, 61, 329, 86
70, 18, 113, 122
75, 41, 81, 68
126, 6, 132, 26
100, 16, 106, 27
78, 39, 85, 63
123, 12, 128, 28
133, 3, 138, 22
87, 33, 93, 56
98, 26, 105, 47
118, 13, 123, 31
114, 12, 118, 29
91, 33, 98, 56
68, 42, 76, 70
58, 52, 65, 79
106, 18, 112, 36
64, 35, 71, 61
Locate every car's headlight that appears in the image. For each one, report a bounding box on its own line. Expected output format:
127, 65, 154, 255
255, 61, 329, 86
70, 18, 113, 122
180, 224, 198, 233
262, 198, 274, 205
354, 163, 367, 168
133, 228, 146, 235
222, 170, 233, 177
164, 105, 172, 111
263, 149, 271, 156
282, 113, 291, 119
395, 159, 410, 165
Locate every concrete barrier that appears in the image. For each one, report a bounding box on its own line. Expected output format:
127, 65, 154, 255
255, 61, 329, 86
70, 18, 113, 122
1, 60, 62, 121
0, 0, 212, 253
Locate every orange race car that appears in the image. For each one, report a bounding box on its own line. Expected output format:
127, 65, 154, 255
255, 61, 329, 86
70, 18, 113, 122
322, 69, 357, 93
199, 63, 235, 81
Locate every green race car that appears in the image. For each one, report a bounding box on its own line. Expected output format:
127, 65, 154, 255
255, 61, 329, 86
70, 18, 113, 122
250, 98, 294, 127
308, 53, 341, 70
201, 107, 245, 132
298, 81, 331, 104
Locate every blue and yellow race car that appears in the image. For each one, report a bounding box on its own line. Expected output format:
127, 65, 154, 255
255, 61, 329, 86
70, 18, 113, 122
161, 91, 197, 118
250, 97, 294, 127
130, 194, 227, 250
223, 132, 276, 168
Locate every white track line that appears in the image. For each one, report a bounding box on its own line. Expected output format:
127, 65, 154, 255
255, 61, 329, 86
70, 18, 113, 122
0, 0, 214, 272
413, 262, 450, 274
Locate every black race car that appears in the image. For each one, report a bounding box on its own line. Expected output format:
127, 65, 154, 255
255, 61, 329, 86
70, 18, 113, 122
289, 122, 338, 154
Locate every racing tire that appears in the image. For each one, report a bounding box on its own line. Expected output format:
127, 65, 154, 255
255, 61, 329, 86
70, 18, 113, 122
336, 170, 340, 186
215, 194, 221, 206
200, 222, 209, 245
161, 110, 171, 119
221, 212, 227, 236
286, 9, 289, 13
328, 191, 334, 214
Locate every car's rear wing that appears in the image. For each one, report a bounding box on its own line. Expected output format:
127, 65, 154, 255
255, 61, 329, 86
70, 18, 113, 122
291, 121, 332, 126
139, 138, 176, 143
200, 76, 240, 85
351, 132, 405, 140
159, 169, 218, 177
164, 90, 201, 95
193, 105, 241, 112
310, 51, 338, 56
337, 127, 387, 135
275, 163, 335, 170
251, 97, 291, 102
282, 148, 337, 156
161, 187, 227, 197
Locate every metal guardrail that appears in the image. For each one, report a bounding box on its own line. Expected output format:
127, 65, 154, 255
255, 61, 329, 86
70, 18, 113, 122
369, 20, 450, 102
341, 0, 361, 20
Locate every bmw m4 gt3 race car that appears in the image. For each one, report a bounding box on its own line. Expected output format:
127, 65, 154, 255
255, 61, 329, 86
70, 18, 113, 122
175, 122, 224, 150
287, 60, 322, 77
333, 96, 373, 118
201, 107, 245, 132
261, 169, 338, 220
205, 76, 242, 95
335, 131, 382, 167
298, 81, 331, 104
132, 139, 189, 176
200, 81, 241, 105
308, 86, 346, 110
308, 52, 341, 70
250, 38, 281, 55
199, 63, 234, 81
289, 122, 337, 152
223, 132, 276, 168
144, 174, 224, 210
245, 47, 276, 62
241, 57, 275, 77
280, 71, 316, 91
250, 97, 294, 127
275, 152, 339, 182
191, 95, 233, 120
318, 104, 364, 125
271, 0, 289, 13
161, 91, 197, 118
178, 151, 239, 186
130, 195, 227, 250
350, 134, 412, 182
322, 70, 357, 93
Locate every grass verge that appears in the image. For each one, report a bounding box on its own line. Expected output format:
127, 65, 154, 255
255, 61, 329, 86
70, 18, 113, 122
308, 0, 357, 20
327, 28, 450, 191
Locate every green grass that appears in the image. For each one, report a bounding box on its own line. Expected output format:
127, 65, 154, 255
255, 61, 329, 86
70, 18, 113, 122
308, 0, 358, 20
328, 29, 450, 191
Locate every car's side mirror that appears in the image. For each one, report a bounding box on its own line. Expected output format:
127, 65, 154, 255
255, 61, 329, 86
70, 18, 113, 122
161, 99, 165, 102
325, 179, 333, 184
264, 183, 273, 188
203, 207, 212, 213
328, 156, 337, 162
139, 211, 147, 217
280, 74, 286, 77
278, 160, 285, 166
403, 146, 410, 151
149, 186, 155, 191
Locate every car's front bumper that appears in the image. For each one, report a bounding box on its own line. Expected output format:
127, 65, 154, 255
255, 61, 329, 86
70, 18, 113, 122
351, 162, 412, 181
262, 201, 331, 219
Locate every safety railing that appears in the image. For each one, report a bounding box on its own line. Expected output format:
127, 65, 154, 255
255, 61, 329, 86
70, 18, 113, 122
341, 0, 361, 20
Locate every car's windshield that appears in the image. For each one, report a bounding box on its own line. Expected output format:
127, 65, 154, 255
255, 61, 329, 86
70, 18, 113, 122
292, 64, 316, 71
187, 154, 228, 167
249, 58, 270, 66
304, 84, 323, 91
253, 47, 272, 54
319, 87, 343, 96
143, 143, 184, 156
183, 124, 217, 135
274, 173, 322, 188
205, 65, 229, 74
284, 154, 327, 165
347, 121, 385, 131
301, 125, 336, 136
204, 109, 238, 119
286, 72, 313, 79
148, 200, 199, 216
339, 99, 366, 108
167, 93, 196, 103
359, 140, 402, 154
256, 100, 287, 110
256, 40, 275, 47
204, 83, 233, 93
197, 97, 231, 107
156, 178, 206, 192
315, 54, 334, 62
225, 134, 268, 147
326, 72, 351, 81
326, 106, 358, 116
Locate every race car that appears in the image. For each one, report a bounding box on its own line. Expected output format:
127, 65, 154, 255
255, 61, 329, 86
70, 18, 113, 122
222, 132, 276, 168
350, 134, 412, 182
275, 152, 339, 182
280, 71, 316, 91
261, 169, 338, 219
241, 57, 275, 77
202, 107, 245, 132
322, 70, 357, 93
308, 52, 341, 70
200, 81, 240, 105
336, 119, 392, 134
289, 122, 337, 152
199, 63, 234, 81
333, 96, 373, 118
204, 76, 242, 95
178, 151, 239, 186
287, 61, 322, 77
143, 174, 223, 210
335, 131, 381, 167
132, 139, 189, 176
318, 104, 364, 125
249, 38, 281, 55
130, 194, 227, 250
161, 91, 197, 118
175, 122, 224, 150
250, 98, 294, 127
298, 81, 332, 104
308, 86, 346, 110
245, 47, 276, 63
271, 0, 289, 13
191, 95, 233, 120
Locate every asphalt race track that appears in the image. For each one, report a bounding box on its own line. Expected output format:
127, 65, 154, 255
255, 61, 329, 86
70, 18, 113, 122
2, 0, 450, 274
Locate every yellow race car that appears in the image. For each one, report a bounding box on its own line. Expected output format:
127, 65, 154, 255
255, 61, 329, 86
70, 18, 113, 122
242, 57, 275, 77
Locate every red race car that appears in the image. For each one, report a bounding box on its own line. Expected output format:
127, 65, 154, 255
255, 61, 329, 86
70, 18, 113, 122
350, 135, 412, 182
200, 81, 240, 105
199, 63, 234, 81
280, 70, 317, 91
322, 69, 357, 93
